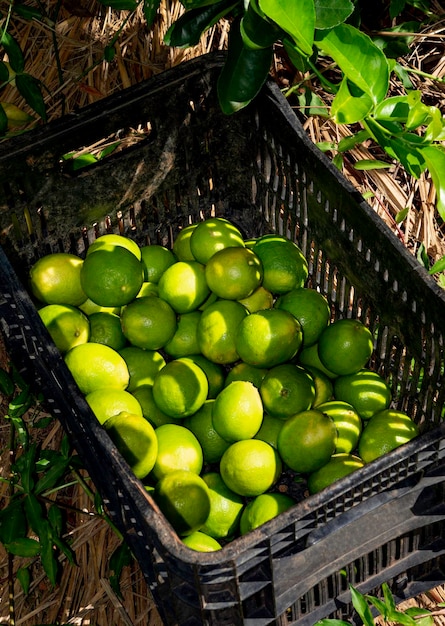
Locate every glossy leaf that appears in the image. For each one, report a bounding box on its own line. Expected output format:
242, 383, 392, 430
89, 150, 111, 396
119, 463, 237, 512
259, 0, 314, 55
5, 537, 40, 558
331, 78, 373, 123
240, 2, 283, 50
406, 91, 430, 130
354, 159, 391, 170
422, 145, 445, 221
217, 21, 273, 114
315, 23, 389, 105
96, 0, 138, 9
350, 585, 374, 626
0, 30, 25, 74
164, 0, 237, 47
374, 95, 410, 122
15, 74, 47, 122
404, 607, 434, 626
425, 107, 445, 142
314, 0, 354, 29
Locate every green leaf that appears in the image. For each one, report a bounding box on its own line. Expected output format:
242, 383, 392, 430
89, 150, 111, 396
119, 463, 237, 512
315, 24, 389, 105
332, 153, 343, 170
404, 607, 434, 626
0, 30, 25, 74
12, 3, 44, 21
406, 91, 431, 130
389, 0, 406, 18
0, 500, 27, 543
164, 0, 237, 47
5, 537, 40, 558
48, 505, 63, 537
337, 129, 371, 152
317, 141, 337, 152
283, 37, 312, 72
143, 0, 162, 27
15, 74, 47, 122
16, 567, 31, 595
34, 457, 69, 495
71, 153, 98, 170
15, 444, 37, 493
436, 274, 445, 289
241, 2, 283, 50
382, 582, 396, 613
364, 118, 426, 178
373, 21, 418, 58
52, 533, 76, 566
259, 0, 315, 56
24, 493, 47, 536
331, 77, 373, 123
354, 159, 391, 170
295, 87, 328, 117
40, 532, 59, 586
374, 95, 410, 123
366, 594, 390, 618
422, 145, 445, 221
217, 20, 273, 114
424, 106, 445, 142
109, 541, 133, 597
417, 242, 429, 270
392, 62, 413, 90
313, 0, 354, 29
96, 0, 138, 9
395, 206, 409, 223
350, 585, 375, 626
1, 102, 35, 126
104, 45, 116, 62
0, 61, 10, 83
429, 256, 445, 275
8, 387, 32, 418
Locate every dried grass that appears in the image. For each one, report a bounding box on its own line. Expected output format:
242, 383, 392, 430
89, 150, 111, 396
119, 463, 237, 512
1, 1, 445, 624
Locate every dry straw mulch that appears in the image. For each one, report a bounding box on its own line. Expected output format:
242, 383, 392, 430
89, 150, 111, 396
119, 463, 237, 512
1, 1, 445, 624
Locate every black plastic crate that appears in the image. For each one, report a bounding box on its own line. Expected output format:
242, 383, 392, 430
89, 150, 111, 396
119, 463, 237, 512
0, 53, 444, 626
